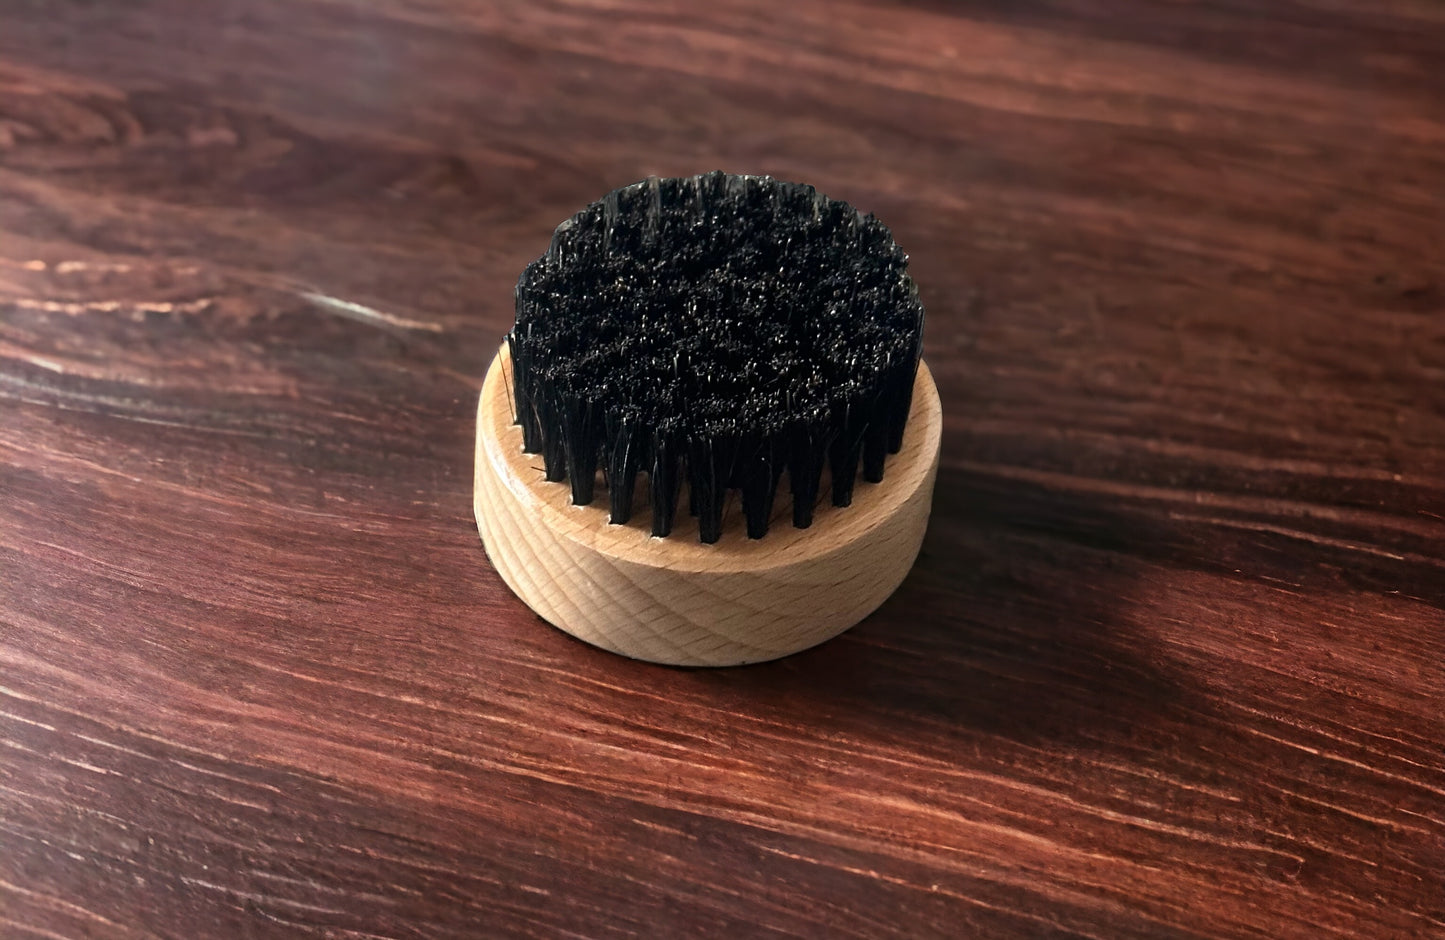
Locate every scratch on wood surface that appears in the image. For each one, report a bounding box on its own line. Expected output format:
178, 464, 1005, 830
300, 292, 444, 333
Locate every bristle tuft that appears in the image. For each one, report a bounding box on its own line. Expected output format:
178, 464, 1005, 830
509, 173, 925, 542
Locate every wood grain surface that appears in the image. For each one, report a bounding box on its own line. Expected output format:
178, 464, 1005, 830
1, 1, 1442, 937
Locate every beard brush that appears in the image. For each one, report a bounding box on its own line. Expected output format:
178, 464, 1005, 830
474, 172, 940, 666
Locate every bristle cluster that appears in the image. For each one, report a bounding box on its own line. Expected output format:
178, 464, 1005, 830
508, 172, 924, 543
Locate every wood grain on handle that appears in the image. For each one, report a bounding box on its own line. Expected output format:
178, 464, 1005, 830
474, 346, 943, 665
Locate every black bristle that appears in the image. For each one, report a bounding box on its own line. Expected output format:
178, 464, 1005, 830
687, 427, 737, 544
506, 331, 542, 452
828, 404, 867, 508
786, 413, 829, 529
559, 388, 602, 505
862, 412, 890, 484
509, 172, 925, 542
649, 423, 682, 538
532, 371, 567, 483
604, 407, 643, 524
739, 427, 784, 539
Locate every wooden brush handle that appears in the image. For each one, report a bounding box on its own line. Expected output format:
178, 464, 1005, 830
473, 346, 942, 666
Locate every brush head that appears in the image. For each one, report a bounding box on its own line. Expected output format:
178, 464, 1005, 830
508, 171, 925, 544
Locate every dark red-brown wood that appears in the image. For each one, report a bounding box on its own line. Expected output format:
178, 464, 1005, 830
2, 2, 1443, 937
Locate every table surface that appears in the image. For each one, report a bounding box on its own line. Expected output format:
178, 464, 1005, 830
2, 2, 1443, 937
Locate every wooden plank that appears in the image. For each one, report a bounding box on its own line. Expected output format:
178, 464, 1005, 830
1, 1, 1441, 936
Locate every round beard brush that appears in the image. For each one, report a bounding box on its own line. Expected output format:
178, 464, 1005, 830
474, 172, 941, 666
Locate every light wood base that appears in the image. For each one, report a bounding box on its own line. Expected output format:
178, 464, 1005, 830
473, 346, 942, 666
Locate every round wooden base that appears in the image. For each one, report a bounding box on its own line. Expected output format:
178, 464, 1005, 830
473, 346, 942, 666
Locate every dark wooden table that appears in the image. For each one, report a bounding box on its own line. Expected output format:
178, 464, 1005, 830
3, 2, 1442, 937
